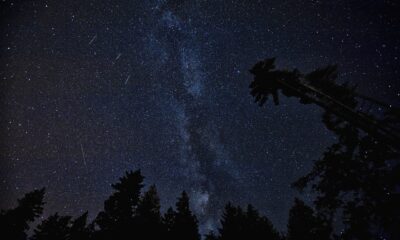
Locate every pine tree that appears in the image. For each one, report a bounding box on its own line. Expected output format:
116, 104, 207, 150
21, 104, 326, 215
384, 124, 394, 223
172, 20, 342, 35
31, 213, 71, 240
287, 198, 330, 240
31, 212, 91, 240
166, 191, 200, 240
245, 204, 281, 240
0, 188, 45, 240
94, 170, 144, 240
218, 203, 281, 240
135, 185, 164, 238
218, 203, 243, 240
162, 207, 176, 234
250, 58, 400, 239
69, 212, 91, 240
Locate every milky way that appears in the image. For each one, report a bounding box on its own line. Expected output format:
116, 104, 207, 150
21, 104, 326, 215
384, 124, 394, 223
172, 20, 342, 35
1, 0, 399, 233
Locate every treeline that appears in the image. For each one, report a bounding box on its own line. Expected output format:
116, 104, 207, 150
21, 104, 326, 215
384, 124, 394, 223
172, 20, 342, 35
1, 169, 330, 240
2, 59, 399, 239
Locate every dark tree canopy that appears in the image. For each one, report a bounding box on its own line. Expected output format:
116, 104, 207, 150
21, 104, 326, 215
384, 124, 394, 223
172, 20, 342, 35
216, 203, 282, 240
30, 212, 91, 240
287, 198, 330, 240
94, 170, 144, 240
31, 214, 71, 240
249, 58, 400, 149
68, 212, 92, 240
250, 58, 400, 239
165, 191, 201, 240
135, 185, 165, 239
1, 172, 206, 240
0, 188, 45, 240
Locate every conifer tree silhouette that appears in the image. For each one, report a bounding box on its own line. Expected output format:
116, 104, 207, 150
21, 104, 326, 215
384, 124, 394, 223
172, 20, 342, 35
217, 203, 281, 240
293, 115, 400, 239
165, 191, 200, 240
135, 185, 164, 239
31, 213, 71, 240
162, 207, 176, 234
31, 212, 91, 240
287, 198, 330, 240
249, 58, 400, 239
0, 188, 45, 240
249, 58, 400, 149
94, 170, 144, 240
69, 212, 91, 240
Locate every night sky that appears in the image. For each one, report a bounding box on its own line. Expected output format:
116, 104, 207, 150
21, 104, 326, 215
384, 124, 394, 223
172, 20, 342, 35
1, 0, 399, 233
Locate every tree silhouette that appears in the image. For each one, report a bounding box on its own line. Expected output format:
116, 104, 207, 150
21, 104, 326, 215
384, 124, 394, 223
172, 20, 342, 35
162, 207, 176, 234
31, 212, 90, 240
249, 58, 400, 149
287, 198, 330, 240
164, 191, 200, 240
94, 170, 144, 240
216, 203, 281, 240
0, 188, 45, 240
68, 212, 91, 240
31, 213, 70, 240
249, 58, 400, 239
135, 185, 164, 239
292, 115, 400, 239
6, 160, 396, 240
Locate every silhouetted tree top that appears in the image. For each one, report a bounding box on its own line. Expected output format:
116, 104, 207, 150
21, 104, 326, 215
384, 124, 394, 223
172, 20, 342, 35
291, 121, 400, 238
249, 58, 400, 239
100, 170, 144, 219
112, 170, 144, 193
17, 188, 46, 221
287, 198, 330, 240
69, 212, 91, 240
31, 213, 71, 240
94, 170, 144, 239
164, 191, 200, 240
217, 203, 282, 240
135, 185, 164, 239
249, 58, 400, 150
162, 207, 176, 232
0, 188, 45, 240
176, 191, 191, 214
31, 212, 91, 240
0, 169, 324, 240
136, 185, 161, 217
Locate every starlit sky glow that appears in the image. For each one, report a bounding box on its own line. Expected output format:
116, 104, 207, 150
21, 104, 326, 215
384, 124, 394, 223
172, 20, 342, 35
1, 0, 399, 233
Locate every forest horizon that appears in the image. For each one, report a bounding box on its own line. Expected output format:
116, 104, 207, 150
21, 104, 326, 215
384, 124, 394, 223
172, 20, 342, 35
1, 1, 399, 239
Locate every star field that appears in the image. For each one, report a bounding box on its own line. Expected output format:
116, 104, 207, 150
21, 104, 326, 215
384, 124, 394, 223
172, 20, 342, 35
1, 0, 399, 233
